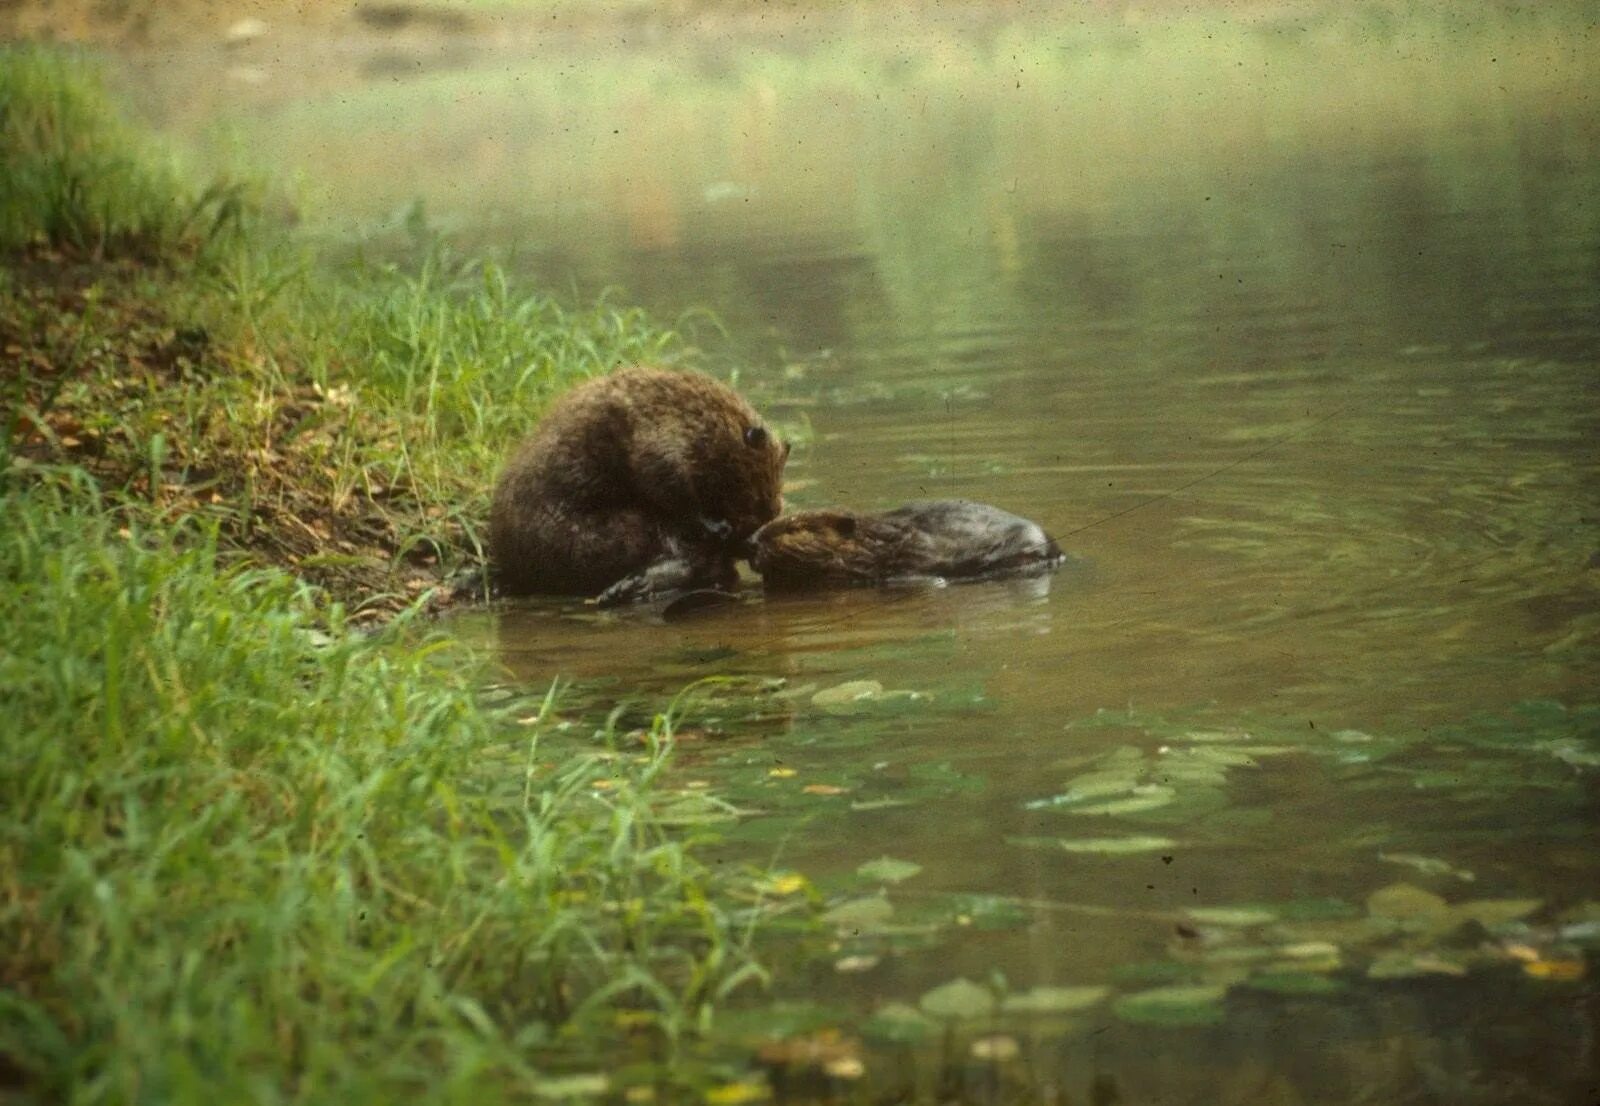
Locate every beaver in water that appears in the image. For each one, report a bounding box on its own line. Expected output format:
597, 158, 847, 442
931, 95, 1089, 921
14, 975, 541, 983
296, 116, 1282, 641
490, 366, 790, 604
749, 500, 1063, 590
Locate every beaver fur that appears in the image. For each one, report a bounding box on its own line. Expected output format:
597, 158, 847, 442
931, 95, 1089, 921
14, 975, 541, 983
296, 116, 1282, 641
750, 500, 1062, 590
490, 366, 789, 603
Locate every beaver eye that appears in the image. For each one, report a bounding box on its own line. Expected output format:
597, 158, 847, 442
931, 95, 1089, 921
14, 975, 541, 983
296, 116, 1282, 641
743, 425, 768, 449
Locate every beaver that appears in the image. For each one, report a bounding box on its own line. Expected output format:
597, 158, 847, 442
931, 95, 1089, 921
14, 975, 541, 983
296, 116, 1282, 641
490, 366, 790, 604
749, 500, 1063, 590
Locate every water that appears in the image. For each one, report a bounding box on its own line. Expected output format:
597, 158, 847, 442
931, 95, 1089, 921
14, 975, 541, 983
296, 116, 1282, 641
132, 6, 1600, 1100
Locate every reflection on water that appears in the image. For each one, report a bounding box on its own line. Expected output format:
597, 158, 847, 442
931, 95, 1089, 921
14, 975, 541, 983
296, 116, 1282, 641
135, 5, 1600, 1098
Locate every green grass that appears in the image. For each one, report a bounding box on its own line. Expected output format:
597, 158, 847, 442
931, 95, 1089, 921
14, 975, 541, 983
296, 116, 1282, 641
0, 473, 785, 1102
0, 47, 246, 257
0, 46, 801, 1103
0, 44, 703, 611
284, 248, 687, 570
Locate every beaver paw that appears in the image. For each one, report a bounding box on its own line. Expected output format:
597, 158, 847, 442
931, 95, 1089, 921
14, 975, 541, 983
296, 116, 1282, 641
595, 571, 662, 607
596, 553, 739, 607
594, 557, 702, 607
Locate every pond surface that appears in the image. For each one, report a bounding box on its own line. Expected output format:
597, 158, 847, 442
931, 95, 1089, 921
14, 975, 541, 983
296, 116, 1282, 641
134, 6, 1599, 1101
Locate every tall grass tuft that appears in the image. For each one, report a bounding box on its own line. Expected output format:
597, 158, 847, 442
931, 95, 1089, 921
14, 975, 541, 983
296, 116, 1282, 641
300, 251, 690, 533
0, 46, 247, 256
0, 474, 771, 1102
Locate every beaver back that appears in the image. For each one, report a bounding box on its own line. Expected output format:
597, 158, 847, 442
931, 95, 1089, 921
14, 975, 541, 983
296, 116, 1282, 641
751, 500, 1061, 590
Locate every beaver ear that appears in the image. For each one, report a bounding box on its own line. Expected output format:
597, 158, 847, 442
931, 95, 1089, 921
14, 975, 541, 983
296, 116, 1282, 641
781, 440, 792, 463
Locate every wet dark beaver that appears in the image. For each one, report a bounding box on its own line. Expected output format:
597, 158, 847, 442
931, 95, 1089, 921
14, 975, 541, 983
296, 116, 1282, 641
749, 500, 1063, 590
490, 366, 790, 603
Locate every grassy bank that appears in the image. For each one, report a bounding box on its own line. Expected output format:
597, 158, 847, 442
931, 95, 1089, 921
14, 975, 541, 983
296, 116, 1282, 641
1, 476, 790, 1102
1, 47, 801, 1102
2, 46, 689, 618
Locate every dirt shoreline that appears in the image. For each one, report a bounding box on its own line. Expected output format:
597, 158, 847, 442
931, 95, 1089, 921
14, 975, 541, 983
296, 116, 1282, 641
2, 242, 469, 621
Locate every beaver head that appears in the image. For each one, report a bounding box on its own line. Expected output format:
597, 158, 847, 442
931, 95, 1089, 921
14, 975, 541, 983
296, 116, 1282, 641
689, 419, 790, 546
749, 508, 923, 589
615, 368, 790, 547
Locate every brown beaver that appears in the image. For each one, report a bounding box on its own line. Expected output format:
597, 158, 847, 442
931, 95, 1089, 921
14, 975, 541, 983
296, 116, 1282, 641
749, 500, 1063, 590
490, 366, 790, 604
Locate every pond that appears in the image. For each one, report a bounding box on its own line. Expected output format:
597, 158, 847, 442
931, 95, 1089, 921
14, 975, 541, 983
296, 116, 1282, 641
129, 5, 1599, 1101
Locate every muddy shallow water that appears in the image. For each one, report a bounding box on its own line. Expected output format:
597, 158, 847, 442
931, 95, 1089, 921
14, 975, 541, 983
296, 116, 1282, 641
130, 6, 1600, 1100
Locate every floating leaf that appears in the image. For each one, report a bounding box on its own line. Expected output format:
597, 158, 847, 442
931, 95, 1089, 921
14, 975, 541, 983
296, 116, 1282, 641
1007, 835, 1177, 855
1136, 785, 1232, 825
1278, 941, 1341, 961
1261, 956, 1342, 977
1242, 972, 1345, 996
857, 856, 923, 884
863, 1002, 937, 1043
1190, 944, 1278, 966
652, 794, 741, 826
1060, 768, 1143, 800
919, 978, 996, 1020
1378, 852, 1476, 882
1277, 897, 1361, 921
822, 895, 893, 932
1112, 960, 1203, 986
1449, 899, 1542, 927
802, 784, 848, 796
813, 680, 885, 713
1366, 883, 1450, 925
1367, 952, 1467, 979
1112, 984, 1227, 1027
1165, 746, 1261, 768
834, 955, 880, 974
1070, 785, 1176, 816
1154, 760, 1229, 787
945, 894, 1031, 930
1186, 906, 1278, 927
1001, 986, 1109, 1014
